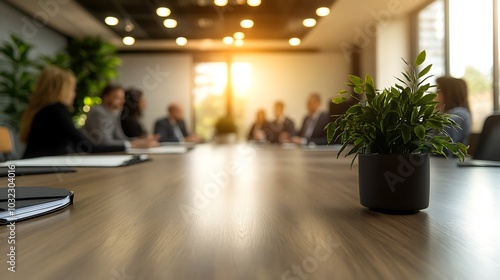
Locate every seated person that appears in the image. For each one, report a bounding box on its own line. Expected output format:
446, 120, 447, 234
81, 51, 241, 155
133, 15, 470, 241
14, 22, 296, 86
21, 67, 157, 159
268, 101, 295, 143
154, 103, 199, 142
247, 109, 271, 142
292, 93, 330, 145
121, 87, 147, 138
436, 77, 471, 152
83, 84, 128, 145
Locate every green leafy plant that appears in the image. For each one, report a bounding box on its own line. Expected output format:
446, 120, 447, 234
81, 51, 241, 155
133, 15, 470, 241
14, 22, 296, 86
0, 34, 38, 131
326, 50, 468, 162
65, 37, 121, 124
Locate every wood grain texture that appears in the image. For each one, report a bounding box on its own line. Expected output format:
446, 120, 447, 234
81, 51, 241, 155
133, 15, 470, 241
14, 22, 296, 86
1, 144, 499, 280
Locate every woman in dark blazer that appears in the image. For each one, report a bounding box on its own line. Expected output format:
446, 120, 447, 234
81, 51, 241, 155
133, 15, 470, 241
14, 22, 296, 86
121, 88, 147, 138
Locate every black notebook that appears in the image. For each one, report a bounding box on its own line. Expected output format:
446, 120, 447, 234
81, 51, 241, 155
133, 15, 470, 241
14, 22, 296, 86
0, 187, 74, 225
0, 166, 76, 177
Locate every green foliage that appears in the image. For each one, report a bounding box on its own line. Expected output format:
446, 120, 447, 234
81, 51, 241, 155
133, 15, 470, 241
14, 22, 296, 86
0, 35, 120, 130
65, 37, 121, 121
326, 50, 469, 162
0, 34, 38, 131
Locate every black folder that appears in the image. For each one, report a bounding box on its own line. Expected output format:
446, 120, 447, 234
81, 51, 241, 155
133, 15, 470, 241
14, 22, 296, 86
0, 187, 74, 225
0, 167, 76, 177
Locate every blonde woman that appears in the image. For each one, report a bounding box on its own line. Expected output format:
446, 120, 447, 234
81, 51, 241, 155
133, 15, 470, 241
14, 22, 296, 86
21, 66, 157, 158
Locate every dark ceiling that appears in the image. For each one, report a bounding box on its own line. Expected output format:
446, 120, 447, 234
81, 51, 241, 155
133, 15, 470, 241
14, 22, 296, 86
74, 0, 336, 41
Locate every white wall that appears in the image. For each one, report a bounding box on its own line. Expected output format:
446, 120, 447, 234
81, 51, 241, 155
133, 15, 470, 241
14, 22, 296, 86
233, 53, 351, 136
117, 54, 193, 134
0, 1, 67, 57
375, 16, 411, 88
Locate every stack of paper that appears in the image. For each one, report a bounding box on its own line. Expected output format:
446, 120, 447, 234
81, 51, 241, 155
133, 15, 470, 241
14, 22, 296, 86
0, 155, 149, 168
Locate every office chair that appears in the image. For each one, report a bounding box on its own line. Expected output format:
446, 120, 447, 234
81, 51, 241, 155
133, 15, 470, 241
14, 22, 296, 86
473, 114, 500, 161
0, 126, 17, 161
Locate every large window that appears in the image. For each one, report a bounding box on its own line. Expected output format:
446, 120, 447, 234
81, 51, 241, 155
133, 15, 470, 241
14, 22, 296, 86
417, 0, 445, 85
449, 0, 494, 132
192, 61, 252, 140
416, 0, 498, 132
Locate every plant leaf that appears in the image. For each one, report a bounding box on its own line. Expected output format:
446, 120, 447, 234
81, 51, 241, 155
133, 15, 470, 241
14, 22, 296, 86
349, 75, 363, 85
418, 64, 433, 78
416, 93, 438, 106
414, 50, 426, 66
332, 97, 346, 104
414, 125, 425, 140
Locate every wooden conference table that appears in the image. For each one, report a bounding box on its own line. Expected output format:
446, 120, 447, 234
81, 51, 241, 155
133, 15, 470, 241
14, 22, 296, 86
1, 144, 499, 280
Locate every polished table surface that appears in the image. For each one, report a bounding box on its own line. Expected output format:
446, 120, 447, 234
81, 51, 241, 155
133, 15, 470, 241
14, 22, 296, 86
1, 144, 499, 280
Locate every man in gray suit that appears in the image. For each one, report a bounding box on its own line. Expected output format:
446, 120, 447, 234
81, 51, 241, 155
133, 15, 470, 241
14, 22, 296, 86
83, 84, 158, 148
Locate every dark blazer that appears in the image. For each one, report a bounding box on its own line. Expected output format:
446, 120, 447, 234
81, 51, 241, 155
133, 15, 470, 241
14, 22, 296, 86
153, 117, 188, 142
23, 103, 124, 158
121, 114, 145, 138
268, 117, 295, 143
298, 111, 330, 145
247, 121, 271, 140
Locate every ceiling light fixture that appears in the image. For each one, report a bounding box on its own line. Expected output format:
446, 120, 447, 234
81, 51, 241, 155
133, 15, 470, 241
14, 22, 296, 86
176, 37, 188, 46
104, 16, 119, 26
247, 0, 261, 7
233, 32, 245, 40
303, 18, 316, 27
316, 7, 330, 17
234, 39, 244, 47
124, 19, 134, 32
240, 19, 254, 28
214, 0, 228, 6
156, 7, 171, 17
289, 37, 301, 46
223, 36, 234, 44
163, 19, 178, 28
123, 36, 135, 45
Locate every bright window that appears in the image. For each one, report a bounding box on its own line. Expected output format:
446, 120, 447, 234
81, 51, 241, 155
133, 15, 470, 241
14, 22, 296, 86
449, 0, 494, 132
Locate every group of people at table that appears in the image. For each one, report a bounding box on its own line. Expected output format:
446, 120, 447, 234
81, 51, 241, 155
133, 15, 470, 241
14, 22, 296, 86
19, 66, 471, 159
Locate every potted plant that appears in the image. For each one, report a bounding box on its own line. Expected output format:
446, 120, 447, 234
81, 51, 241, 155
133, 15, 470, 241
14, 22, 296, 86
326, 50, 468, 213
213, 116, 238, 144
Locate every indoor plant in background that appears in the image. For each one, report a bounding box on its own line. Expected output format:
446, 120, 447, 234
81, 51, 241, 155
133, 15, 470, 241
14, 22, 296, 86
213, 115, 238, 144
65, 37, 121, 126
327, 50, 468, 213
0, 34, 38, 132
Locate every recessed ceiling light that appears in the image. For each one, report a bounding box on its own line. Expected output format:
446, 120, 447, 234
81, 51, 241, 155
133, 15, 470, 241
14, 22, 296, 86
303, 18, 316, 27
156, 7, 171, 17
233, 32, 245, 40
176, 37, 187, 46
214, 0, 228, 6
163, 19, 177, 28
240, 19, 254, 28
123, 36, 135, 45
234, 39, 244, 47
289, 37, 301, 46
316, 7, 330, 17
223, 36, 234, 44
247, 0, 261, 7
104, 16, 119, 26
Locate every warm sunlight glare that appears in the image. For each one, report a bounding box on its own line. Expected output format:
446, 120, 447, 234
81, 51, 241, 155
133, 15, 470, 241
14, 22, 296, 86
232, 63, 252, 97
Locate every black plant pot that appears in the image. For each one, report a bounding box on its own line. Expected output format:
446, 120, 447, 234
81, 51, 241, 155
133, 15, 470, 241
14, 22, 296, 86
358, 154, 430, 214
